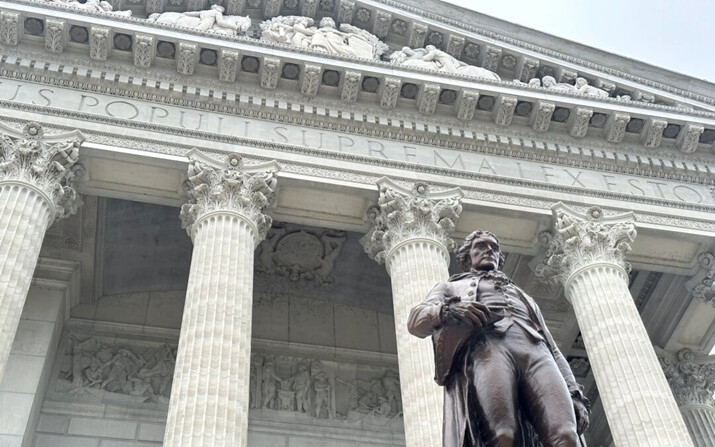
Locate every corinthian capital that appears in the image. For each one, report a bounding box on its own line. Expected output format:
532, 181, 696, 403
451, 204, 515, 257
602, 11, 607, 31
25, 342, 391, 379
535, 202, 636, 284
0, 122, 84, 220
361, 177, 463, 264
658, 348, 715, 408
179, 150, 280, 244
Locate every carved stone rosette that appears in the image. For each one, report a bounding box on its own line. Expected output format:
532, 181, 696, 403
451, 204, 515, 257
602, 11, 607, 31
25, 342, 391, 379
179, 150, 280, 244
0, 122, 84, 381
658, 349, 715, 447
362, 177, 462, 447
165, 150, 280, 447
537, 202, 693, 447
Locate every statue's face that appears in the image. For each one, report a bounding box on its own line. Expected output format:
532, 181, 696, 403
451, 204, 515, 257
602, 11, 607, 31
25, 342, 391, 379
469, 235, 500, 271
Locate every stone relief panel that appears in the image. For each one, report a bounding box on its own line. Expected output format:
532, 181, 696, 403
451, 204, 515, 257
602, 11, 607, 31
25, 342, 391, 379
257, 223, 346, 286
250, 351, 403, 431
51, 332, 177, 408
49, 331, 403, 433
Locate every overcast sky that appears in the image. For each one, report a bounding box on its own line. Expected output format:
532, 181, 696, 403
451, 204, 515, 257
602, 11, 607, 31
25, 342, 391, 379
442, 0, 715, 83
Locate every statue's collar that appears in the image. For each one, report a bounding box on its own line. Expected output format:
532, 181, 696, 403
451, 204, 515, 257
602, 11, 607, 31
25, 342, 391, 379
449, 269, 511, 283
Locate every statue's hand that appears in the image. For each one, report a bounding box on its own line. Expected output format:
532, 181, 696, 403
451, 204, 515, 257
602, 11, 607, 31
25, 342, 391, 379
573, 397, 590, 435
446, 301, 497, 330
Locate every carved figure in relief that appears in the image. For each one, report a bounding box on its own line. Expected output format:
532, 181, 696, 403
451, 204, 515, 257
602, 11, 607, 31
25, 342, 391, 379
288, 362, 313, 414
574, 77, 609, 98
138, 344, 176, 399
541, 75, 579, 94
512, 78, 541, 87
146, 5, 250, 36
101, 348, 146, 394
313, 366, 333, 419
68, 336, 103, 393
389, 45, 501, 81
59, 335, 176, 404
45, 0, 132, 16
259, 16, 388, 60
261, 358, 283, 409
382, 370, 402, 416
408, 231, 590, 447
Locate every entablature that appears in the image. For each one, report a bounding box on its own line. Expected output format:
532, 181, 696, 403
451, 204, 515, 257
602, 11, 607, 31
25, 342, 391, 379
1, 53, 714, 193
4, 0, 715, 155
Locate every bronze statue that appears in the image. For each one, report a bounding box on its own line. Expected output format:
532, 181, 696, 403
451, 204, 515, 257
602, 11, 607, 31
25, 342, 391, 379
408, 230, 590, 447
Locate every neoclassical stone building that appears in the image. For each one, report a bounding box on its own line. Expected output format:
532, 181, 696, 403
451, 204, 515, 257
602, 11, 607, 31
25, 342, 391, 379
0, 0, 713, 446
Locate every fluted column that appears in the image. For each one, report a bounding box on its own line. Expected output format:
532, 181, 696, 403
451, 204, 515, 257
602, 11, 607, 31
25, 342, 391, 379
0, 122, 83, 380
362, 178, 463, 447
659, 349, 715, 447
164, 151, 279, 447
537, 203, 692, 447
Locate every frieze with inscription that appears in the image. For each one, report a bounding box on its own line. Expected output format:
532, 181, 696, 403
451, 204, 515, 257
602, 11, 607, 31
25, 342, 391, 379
0, 79, 712, 206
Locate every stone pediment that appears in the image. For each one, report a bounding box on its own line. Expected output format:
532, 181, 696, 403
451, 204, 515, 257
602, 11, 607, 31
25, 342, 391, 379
3, 0, 715, 155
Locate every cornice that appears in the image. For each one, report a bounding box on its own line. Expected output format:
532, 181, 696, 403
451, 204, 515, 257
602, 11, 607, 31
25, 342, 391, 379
3, 0, 715, 154
1, 50, 714, 188
16, 0, 713, 110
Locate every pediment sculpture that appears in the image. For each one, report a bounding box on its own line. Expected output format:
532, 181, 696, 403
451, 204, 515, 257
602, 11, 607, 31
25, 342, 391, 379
146, 5, 251, 36
516, 75, 611, 98
389, 45, 501, 81
260, 16, 389, 61
43, 0, 132, 16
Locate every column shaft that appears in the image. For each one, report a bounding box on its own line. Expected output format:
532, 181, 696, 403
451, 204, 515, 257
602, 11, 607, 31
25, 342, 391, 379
164, 151, 279, 447
164, 213, 255, 447
0, 183, 52, 377
566, 264, 692, 447
681, 405, 715, 447
387, 240, 447, 447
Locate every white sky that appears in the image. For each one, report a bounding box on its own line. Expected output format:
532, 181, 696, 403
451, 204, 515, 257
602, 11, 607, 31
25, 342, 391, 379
442, 0, 715, 83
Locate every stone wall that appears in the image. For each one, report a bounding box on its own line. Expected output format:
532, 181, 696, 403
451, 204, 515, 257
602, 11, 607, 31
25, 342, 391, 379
33, 409, 165, 447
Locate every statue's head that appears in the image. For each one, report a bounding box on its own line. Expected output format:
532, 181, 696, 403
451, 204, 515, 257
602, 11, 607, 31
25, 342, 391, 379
575, 77, 587, 88
210, 4, 225, 12
456, 230, 505, 272
319, 17, 336, 28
